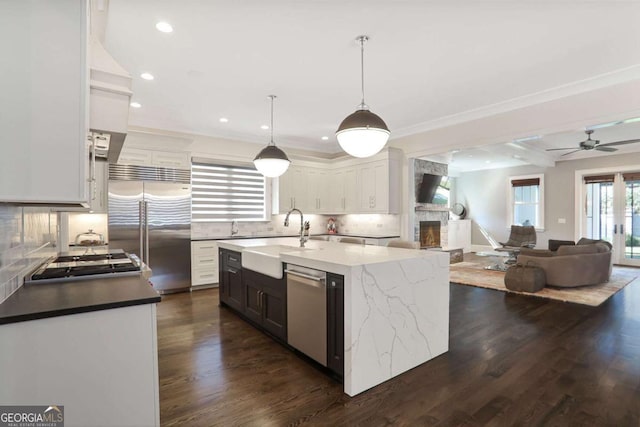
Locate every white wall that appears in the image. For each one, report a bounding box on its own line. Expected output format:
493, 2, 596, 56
455, 151, 640, 250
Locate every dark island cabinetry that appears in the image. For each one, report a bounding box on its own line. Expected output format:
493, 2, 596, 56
219, 249, 243, 312
327, 273, 344, 377
242, 268, 287, 341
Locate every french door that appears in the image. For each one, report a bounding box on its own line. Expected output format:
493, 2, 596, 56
584, 171, 640, 266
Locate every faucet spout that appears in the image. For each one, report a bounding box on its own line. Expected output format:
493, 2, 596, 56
284, 208, 308, 247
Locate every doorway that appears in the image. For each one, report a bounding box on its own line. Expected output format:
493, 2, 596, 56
582, 171, 640, 266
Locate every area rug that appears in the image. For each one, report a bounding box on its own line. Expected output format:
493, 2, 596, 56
450, 260, 638, 306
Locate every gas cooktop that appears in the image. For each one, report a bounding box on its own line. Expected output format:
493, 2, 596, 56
28, 250, 142, 283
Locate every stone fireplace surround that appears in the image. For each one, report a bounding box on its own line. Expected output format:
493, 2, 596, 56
412, 158, 449, 248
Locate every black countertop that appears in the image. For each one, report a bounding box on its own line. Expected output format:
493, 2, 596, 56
0, 274, 161, 325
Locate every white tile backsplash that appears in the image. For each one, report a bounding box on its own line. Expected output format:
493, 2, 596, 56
0, 205, 56, 304
335, 214, 400, 236
192, 214, 401, 239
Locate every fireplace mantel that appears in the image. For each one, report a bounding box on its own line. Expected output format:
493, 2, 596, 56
415, 205, 450, 212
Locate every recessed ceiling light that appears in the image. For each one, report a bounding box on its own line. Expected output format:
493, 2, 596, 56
140, 73, 154, 80
219, 117, 229, 123
321, 136, 329, 141
155, 22, 173, 33
485, 160, 491, 164
261, 125, 269, 130
130, 102, 142, 108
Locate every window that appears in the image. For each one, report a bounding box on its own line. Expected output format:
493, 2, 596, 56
191, 161, 267, 222
508, 174, 544, 230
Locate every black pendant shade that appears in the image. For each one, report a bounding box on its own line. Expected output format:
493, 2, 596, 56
336, 109, 390, 134
253, 144, 290, 163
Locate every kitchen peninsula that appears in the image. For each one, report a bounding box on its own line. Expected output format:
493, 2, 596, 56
216, 237, 450, 396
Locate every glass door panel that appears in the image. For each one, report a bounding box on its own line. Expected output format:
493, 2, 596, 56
624, 179, 640, 263
585, 181, 614, 245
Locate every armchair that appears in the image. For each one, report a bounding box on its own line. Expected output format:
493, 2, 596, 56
496, 225, 537, 264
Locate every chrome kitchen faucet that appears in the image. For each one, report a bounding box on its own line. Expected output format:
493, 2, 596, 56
284, 208, 309, 247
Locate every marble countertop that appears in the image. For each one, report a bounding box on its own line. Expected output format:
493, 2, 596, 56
217, 237, 443, 273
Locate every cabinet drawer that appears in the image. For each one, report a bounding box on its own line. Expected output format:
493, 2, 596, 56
193, 267, 219, 285
222, 250, 242, 270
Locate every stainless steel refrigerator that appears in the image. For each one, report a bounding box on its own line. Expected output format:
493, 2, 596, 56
108, 164, 192, 293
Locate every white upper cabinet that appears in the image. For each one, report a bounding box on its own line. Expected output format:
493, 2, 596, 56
276, 148, 402, 215
307, 168, 330, 213
0, 0, 90, 205
117, 147, 191, 169
278, 166, 308, 213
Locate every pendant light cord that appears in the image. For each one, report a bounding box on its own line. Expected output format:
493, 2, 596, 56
269, 95, 276, 146
360, 37, 365, 106
357, 35, 369, 109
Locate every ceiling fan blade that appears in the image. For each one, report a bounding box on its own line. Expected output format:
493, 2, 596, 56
561, 150, 582, 157
598, 139, 640, 147
546, 147, 582, 151
595, 146, 617, 152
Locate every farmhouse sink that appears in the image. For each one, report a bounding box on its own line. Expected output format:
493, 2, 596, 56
241, 245, 315, 279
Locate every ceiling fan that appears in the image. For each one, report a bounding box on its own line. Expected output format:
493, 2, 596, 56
546, 130, 640, 156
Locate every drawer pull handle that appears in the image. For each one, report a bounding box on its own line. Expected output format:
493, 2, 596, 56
229, 256, 238, 262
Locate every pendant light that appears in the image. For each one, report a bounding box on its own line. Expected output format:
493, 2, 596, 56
253, 95, 290, 178
336, 35, 390, 158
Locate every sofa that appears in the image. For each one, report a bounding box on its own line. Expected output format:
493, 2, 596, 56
516, 238, 612, 287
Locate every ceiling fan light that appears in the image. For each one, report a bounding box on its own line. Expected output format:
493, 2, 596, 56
253, 145, 290, 178
336, 109, 390, 158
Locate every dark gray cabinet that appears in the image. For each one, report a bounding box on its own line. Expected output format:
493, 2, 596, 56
219, 249, 243, 312
327, 273, 344, 377
242, 268, 287, 341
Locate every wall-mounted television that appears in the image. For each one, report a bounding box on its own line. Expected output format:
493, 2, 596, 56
417, 173, 449, 205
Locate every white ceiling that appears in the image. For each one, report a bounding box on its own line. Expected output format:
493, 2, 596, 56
102, 0, 640, 168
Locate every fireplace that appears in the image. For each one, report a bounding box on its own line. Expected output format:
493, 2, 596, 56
419, 221, 441, 249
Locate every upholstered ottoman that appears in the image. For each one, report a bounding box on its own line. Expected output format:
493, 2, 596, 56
504, 263, 546, 293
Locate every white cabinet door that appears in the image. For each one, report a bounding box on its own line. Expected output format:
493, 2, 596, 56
0, 0, 90, 204
151, 151, 190, 169
290, 167, 308, 211
278, 171, 294, 213
344, 167, 359, 212
328, 169, 346, 213
359, 162, 387, 212
447, 219, 472, 252
118, 148, 153, 166
191, 241, 219, 286
278, 166, 306, 213
118, 148, 190, 169
307, 168, 330, 213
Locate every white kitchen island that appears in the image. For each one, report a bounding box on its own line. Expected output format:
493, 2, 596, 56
217, 237, 450, 397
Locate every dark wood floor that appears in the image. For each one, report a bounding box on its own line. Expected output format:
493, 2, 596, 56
157, 278, 640, 426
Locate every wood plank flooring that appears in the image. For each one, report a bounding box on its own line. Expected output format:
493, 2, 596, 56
157, 277, 640, 426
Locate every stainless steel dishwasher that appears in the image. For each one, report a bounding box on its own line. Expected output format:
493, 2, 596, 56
286, 264, 327, 366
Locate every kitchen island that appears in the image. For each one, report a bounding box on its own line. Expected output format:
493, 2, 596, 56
217, 237, 449, 396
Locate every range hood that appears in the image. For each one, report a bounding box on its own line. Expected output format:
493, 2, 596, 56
89, 36, 132, 163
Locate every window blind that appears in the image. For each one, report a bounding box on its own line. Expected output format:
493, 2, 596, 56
583, 174, 615, 184
623, 172, 640, 182
511, 178, 540, 187
191, 161, 266, 222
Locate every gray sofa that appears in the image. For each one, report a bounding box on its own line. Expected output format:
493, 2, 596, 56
516, 239, 612, 287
